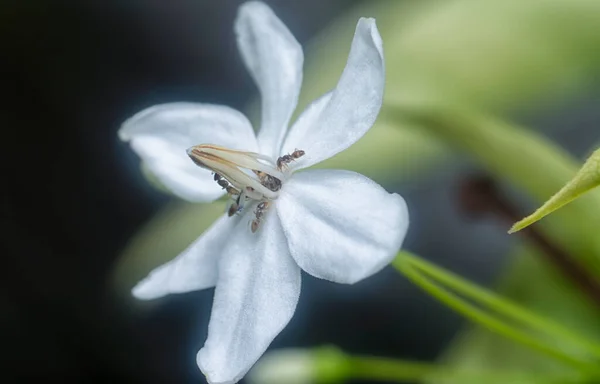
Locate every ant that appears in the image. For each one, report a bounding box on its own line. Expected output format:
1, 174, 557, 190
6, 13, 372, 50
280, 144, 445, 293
250, 201, 269, 233
276, 149, 305, 170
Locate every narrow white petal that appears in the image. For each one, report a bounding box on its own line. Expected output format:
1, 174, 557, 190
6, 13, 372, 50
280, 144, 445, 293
198, 211, 301, 384
281, 18, 384, 169
235, 2, 303, 159
120, 103, 258, 202
277, 169, 408, 284
132, 215, 237, 300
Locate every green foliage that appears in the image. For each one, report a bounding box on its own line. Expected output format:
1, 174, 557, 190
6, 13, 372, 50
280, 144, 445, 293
111, 201, 223, 296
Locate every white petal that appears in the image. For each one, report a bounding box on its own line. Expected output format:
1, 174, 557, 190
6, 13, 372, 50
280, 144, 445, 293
120, 103, 258, 202
132, 215, 237, 300
277, 169, 408, 284
281, 18, 384, 169
235, 1, 303, 159
198, 211, 301, 384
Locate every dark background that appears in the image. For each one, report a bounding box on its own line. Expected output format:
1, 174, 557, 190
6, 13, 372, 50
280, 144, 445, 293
3, 1, 599, 383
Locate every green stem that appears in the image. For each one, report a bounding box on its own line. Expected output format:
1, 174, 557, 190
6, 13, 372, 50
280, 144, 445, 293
348, 355, 581, 384
393, 254, 600, 375
400, 253, 600, 359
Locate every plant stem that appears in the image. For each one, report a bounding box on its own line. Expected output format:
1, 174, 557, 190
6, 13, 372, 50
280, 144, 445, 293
348, 355, 581, 383
393, 254, 600, 375
399, 251, 600, 359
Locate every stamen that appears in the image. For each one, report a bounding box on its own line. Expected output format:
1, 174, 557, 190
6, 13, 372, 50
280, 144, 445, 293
187, 145, 281, 200
198, 145, 285, 180
187, 145, 306, 234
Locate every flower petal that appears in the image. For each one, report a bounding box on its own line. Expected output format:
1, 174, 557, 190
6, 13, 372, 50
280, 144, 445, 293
277, 169, 408, 284
280, 18, 384, 169
198, 211, 301, 384
120, 103, 258, 202
132, 214, 238, 300
235, 2, 303, 159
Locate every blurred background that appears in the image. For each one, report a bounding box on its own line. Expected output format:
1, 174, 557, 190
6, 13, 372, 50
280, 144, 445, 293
2, 0, 600, 383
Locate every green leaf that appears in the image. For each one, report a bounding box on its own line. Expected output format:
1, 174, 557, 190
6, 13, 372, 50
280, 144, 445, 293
294, 0, 600, 120
110, 201, 224, 297
511, 148, 600, 233
381, 0, 600, 113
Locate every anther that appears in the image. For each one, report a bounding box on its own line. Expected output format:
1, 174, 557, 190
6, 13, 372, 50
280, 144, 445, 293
187, 144, 282, 200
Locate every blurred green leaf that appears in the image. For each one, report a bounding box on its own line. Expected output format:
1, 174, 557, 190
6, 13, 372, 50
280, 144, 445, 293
111, 201, 223, 297
296, 0, 600, 121
311, 119, 449, 184
511, 148, 600, 233
381, 0, 600, 113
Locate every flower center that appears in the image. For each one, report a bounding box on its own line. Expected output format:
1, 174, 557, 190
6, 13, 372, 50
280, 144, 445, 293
186, 144, 305, 232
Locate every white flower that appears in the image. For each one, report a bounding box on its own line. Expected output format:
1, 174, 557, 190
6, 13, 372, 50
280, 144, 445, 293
119, 2, 409, 384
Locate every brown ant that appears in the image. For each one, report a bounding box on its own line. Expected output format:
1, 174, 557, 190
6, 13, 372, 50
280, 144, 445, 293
250, 201, 269, 233
276, 149, 305, 170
